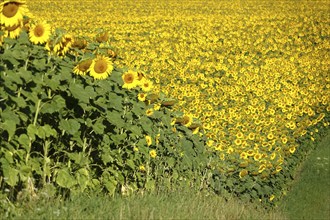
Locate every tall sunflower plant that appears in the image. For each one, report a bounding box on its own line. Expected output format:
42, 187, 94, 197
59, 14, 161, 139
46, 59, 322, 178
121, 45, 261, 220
0, 1, 213, 205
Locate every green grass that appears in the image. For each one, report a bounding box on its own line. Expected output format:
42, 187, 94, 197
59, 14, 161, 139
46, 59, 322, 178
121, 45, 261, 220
280, 129, 330, 220
3, 190, 286, 220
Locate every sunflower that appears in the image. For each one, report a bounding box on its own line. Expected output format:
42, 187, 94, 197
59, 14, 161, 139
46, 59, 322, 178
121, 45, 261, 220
0, 0, 28, 28
239, 169, 248, 179
60, 34, 74, 54
54, 34, 74, 56
149, 150, 157, 158
137, 93, 146, 102
95, 31, 109, 43
73, 59, 92, 76
72, 37, 87, 49
122, 70, 139, 89
139, 165, 146, 172
153, 103, 161, 111
139, 78, 153, 92
88, 55, 113, 79
29, 21, 51, 44
146, 108, 154, 116
145, 135, 152, 147
181, 114, 193, 127
258, 164, 266, 173
3, 21, 22, 38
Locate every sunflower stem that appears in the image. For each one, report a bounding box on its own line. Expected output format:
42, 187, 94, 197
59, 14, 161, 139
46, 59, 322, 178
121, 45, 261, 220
17, 87, 22, 98
42, 140, 51, 185
24, 56, 29, 71
83, 137, 87, 152
33, 99, 41, 126
48, 89, 51, 99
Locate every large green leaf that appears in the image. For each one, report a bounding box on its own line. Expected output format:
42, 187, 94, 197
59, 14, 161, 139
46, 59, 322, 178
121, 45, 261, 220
59, 119, 80, 135
69, 83, 96, 103
2, 120, 17, 140
2, 163, 19, 187
11, 96, 27, 108
93, 119, 105, 134
111, 133, 127, 145
56, 168, 77, 189
41, 95, 66, 113
18, 134, 30, 150
106, 111, 125, 128
107, 93, 123, 111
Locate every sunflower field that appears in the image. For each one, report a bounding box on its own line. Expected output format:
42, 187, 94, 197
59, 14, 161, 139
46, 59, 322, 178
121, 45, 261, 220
0, 0, 329, 210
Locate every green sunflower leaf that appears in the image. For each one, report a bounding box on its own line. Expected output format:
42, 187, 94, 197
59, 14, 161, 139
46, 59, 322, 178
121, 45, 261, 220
56, 168, 77, 189
59, 119, 81, 135
2, 164, 19, 187
2, 120, 17, 140
106, 111, 125, 128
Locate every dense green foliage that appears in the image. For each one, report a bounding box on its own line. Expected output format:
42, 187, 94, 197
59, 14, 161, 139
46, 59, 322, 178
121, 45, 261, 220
0, 30, 211, 207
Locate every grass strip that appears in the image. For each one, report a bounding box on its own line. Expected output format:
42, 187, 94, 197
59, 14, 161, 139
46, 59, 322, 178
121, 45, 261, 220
7, 190, 286, 220
280, 129, 330, 220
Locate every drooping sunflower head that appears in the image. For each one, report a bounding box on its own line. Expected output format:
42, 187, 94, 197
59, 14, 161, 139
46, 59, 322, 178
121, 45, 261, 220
0, 0, 28, 27
72, 37, 87, 50
95, 31, 109, 43
88, 55, 113, 80
57, 34, 74, 56
122, 70, 139, 89
181, 114, 193, 127
239, 169, 248, 179
107, 49, 117, 59
3, 21, 22, 38
73, 59, 93, 76
29, 21, 51, 45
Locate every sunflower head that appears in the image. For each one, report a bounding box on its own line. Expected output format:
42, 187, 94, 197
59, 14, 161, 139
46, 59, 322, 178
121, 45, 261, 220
149, 150, 157, 158
72, 37, 87, 49
95, 31, 109, 43
138, 93, 146, 102
56, 34, 74, 56
107, 49, 117, 59
0, 0, 28, 27
145, 135, 152, 147
3, 21, 22, 38
239, 169, 249, 179
122, 70, 139, 89
146, 108, 154, 116
181, 114, 193, 127
73, 59, 93, 76
29, 21, 51, 44
88, 55, 113, 80
139, 78, 153, 92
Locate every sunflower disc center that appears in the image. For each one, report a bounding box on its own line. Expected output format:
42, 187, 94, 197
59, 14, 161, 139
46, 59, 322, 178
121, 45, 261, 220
3, 3, 19, 18
124, 75, 134, 83
34, 25, 44, 37
94, 60, 107, 73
